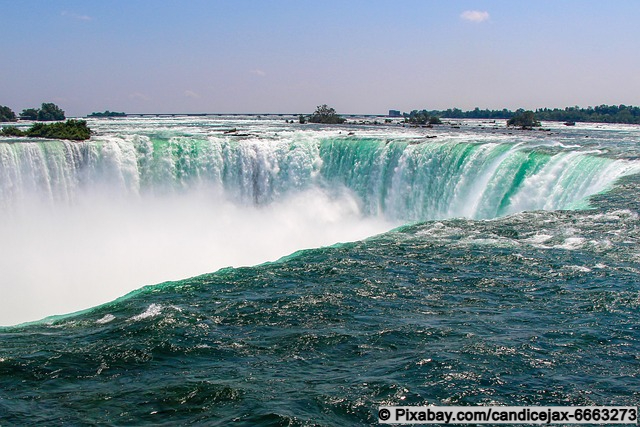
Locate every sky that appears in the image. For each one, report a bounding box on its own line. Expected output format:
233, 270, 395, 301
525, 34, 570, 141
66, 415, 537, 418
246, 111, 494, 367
2, 0, 640, 116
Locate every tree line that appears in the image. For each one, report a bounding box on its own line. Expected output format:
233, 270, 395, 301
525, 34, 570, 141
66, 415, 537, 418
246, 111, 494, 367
417, 104, 640, 124
0, 102, 92, 140
0, 103, 65, 122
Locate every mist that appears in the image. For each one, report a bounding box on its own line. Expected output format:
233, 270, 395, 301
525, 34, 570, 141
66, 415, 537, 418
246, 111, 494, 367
0, 188, 397, 326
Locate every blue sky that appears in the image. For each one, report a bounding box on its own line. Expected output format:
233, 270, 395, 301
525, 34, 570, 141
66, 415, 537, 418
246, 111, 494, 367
2, 1, 640, 116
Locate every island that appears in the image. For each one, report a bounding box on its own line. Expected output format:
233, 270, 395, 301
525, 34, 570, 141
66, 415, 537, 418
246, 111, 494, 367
507, 110, 541, 129
300, 104, 346, 124
19, 103, 66, 121
87, 110, 127, 118
1, 119, 92, 141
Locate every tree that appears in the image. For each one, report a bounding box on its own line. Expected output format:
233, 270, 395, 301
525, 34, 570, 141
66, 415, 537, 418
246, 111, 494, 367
0, 105, 17, 122
20, 108, 39, 120
405, 110, 430, 125
405, 109, 441, 125
37, 103, 65, 121
307, 104, 346, 124
507, 110, 540, 129
19, 103, 66, 121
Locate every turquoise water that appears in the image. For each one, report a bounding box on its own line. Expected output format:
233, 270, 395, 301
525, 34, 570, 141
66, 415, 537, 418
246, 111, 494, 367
0, 118, 639, 425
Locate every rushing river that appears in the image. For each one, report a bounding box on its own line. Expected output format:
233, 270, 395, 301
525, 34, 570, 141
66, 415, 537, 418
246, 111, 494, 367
0, 117, 638, 425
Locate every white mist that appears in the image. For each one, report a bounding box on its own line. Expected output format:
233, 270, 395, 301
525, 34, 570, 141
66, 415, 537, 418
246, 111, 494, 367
0, 189, 396, 326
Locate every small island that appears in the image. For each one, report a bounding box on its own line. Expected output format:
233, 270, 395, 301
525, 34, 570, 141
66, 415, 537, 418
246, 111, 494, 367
404, 110, 442, 125
300, 104, 346, 124
19, 103, 66, 121
87, 110, 127, 118
507, 110, 541, 129
1, 120, 92, 141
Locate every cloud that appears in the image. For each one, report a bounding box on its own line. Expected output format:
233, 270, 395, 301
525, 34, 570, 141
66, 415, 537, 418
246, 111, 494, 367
61, 11, 92, 21
250, 69, 267, 77
460, 10, 490, 23
184, 90, 201, 99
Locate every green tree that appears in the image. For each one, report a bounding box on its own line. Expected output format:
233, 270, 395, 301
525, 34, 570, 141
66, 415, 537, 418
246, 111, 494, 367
507, 110, 540, 129
19, 103, 66, 121
0, 105, 17, 122
405, 110, 429, 125
20, 108, 39, 120
37, 103, 65, 121
307, 104, 346, 124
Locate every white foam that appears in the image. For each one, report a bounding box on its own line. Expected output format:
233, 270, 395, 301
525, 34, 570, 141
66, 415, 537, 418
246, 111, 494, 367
554, 237, 586, 250
565, 265, 592, 273
523, 234, 554, 244
96, 314, 116, 324
130, 304, 163, 321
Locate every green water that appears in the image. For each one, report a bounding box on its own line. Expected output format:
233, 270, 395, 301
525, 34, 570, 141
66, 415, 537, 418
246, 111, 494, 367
1, 118, 639, 425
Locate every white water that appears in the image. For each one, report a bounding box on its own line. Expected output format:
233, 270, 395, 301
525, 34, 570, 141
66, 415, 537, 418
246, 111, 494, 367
1, 117, 639, 325
0, 189, 395, 325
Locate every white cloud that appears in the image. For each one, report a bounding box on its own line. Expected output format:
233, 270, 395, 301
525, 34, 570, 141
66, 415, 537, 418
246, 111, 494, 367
184, 90, 201, 99
61, 11, 92, 21
460, 10, 490, 23
250, 69, 267, 77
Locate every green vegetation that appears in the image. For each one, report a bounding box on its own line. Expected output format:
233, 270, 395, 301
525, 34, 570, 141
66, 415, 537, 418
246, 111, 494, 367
19, 103, 66, 121
0, 106, 17, 122
507, 110, 540, 129
1, 120, 91, 141
307, 104, 346, 124
427, 107, 517, 120
19, 108, 39, 120
404, 110, 442, 125
38, 103, 66, 121
410, 104, 640, 125
0, 126, 25, 137
534, 105, 640, 124
87, 110, 126, 118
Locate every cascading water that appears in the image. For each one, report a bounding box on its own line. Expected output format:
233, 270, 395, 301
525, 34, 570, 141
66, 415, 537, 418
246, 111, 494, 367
1, 131, 636, 219
1, 117, 639, 325
2, 118, 640, 425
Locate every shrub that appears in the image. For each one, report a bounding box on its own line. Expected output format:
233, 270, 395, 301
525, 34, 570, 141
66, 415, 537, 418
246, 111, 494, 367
1, 120, 91, 141
0, 126, 25, 137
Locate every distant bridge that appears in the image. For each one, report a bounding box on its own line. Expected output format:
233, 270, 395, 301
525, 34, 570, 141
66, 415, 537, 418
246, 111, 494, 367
99, 113, 383, 118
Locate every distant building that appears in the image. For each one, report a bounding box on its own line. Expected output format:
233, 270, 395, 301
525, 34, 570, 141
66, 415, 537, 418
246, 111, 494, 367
388, 110, 401, 117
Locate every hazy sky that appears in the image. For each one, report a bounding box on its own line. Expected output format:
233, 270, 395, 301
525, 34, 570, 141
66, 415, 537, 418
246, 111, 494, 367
2, 1, 640, 116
